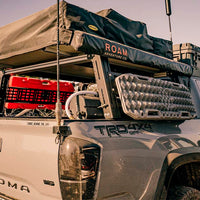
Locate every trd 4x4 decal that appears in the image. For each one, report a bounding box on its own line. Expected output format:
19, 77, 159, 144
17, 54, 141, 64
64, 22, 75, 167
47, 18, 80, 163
94, 123, 152, 137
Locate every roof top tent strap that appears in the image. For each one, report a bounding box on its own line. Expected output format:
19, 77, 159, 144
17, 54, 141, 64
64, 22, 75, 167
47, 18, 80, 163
55, 0, 62, 126
92, 55, 121, 119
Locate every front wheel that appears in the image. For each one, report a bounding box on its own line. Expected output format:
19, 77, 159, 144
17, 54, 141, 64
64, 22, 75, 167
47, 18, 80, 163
167, 186, 200, 200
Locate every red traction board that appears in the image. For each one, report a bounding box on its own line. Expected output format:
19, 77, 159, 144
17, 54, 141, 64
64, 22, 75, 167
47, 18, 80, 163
5, 76, 74, 110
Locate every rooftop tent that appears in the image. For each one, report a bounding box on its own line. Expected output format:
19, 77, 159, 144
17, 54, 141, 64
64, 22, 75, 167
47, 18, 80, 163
97, 8, 173, 59
0, 1, 72, 67
0, 1, 193, 76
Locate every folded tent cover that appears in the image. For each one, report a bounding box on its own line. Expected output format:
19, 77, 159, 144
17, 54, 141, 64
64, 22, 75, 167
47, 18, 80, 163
0, 1, 192, 76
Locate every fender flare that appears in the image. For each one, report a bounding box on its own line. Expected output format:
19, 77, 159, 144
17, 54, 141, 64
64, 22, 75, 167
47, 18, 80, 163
154, 148, 200, 200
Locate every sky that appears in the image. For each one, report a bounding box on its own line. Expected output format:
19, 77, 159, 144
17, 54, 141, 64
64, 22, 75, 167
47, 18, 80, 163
0, 0, 200, 46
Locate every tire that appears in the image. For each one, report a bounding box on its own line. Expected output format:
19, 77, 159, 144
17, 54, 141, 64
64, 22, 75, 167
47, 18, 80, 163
167, 186, 200, 200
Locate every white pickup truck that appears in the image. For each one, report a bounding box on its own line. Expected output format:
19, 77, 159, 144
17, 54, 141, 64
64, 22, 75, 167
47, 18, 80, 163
0, 1, 200, 200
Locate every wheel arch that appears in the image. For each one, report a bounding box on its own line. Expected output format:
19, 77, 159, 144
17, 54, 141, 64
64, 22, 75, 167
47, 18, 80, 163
154, 151, 200, 200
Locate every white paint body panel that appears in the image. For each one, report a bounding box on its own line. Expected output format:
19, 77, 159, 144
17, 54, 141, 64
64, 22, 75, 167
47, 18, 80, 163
0, 119, 62, 200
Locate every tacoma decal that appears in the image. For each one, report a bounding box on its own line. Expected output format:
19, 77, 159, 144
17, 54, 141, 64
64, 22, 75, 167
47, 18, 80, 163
94, 123, 152, 137
0, 178, 30, 193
